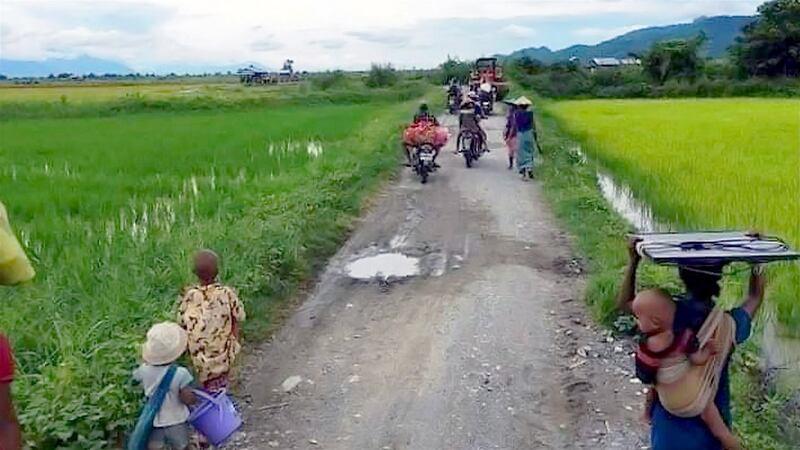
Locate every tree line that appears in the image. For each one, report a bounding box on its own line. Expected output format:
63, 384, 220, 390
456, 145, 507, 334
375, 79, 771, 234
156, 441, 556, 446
511, 0, 799, 98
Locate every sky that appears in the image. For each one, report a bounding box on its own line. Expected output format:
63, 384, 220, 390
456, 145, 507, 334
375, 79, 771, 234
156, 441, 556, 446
0, 0, 764, 72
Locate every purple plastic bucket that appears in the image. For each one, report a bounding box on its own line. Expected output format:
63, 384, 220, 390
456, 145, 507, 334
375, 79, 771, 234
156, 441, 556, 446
188, 389, 242, 446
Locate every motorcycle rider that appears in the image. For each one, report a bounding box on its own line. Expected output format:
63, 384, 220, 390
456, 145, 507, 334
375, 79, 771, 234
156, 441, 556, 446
447, 81, 461, 112
479, 79, 493, 115
406, 103, 442, 168
413, 103, 439, 125
457, 95, 488, 154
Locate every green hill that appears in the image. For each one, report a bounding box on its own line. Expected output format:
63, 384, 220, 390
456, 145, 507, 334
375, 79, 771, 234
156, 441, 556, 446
507, 15, 756, 63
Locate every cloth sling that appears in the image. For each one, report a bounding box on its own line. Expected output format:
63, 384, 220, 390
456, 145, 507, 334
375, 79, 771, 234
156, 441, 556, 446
655, 307, 736, 418
127, 365, 178, 450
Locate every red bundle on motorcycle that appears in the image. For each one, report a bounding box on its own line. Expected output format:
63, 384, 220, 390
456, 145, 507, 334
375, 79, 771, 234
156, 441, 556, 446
433, 127, 449, 147
403, 123, 448, 147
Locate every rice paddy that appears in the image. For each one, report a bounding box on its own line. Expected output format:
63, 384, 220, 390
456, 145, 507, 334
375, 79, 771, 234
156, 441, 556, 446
545, 98, 800, 331
0, 87, 424, 447
0, 80, 285, 104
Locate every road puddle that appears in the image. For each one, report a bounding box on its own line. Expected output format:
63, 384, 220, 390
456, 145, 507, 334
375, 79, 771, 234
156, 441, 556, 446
346, 253, 420, 280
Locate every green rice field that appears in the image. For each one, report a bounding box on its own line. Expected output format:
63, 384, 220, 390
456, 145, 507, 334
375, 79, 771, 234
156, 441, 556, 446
0, 87, 423, 447
0, 80, 271, 104
545, 98, 800, 331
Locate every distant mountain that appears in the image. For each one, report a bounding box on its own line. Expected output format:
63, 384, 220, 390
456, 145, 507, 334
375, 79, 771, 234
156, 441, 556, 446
507, 15, 756, 63
0, 55, 133, 78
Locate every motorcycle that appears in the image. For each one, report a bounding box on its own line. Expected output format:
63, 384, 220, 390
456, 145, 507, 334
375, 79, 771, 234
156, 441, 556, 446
412, 143, 436, 184
447, 93, 462, 114
478, 90, 493, 116
480, 99, 493, 116
458, 130, 482, 168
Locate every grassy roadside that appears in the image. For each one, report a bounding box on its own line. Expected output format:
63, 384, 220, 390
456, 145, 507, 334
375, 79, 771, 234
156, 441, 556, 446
532, 106, 793, 449
2, 86, 437, 448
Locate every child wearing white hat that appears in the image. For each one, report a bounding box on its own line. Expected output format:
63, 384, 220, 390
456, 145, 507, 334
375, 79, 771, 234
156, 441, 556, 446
133, 322, 196, 450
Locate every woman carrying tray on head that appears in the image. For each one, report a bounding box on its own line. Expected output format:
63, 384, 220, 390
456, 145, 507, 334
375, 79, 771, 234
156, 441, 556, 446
617, 237, 767, 450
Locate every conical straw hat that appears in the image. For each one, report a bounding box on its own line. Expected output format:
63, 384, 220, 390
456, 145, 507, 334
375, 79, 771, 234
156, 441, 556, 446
514, 96, 533, 106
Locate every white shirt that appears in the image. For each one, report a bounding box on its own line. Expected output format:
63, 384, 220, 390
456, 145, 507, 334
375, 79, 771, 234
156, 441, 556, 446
480, 82, 492, 93
133, 364, 194, 427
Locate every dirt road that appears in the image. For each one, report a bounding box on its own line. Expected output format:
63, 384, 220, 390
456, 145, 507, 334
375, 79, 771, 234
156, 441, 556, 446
231, 110, 648, 449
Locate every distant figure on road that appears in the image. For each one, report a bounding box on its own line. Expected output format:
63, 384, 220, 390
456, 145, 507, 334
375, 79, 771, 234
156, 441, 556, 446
513, 96, 536, 180
447, 80, 460, 99
178, 249, 246, 394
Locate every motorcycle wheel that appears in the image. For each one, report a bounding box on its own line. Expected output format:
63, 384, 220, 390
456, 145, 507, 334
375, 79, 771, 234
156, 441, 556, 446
420, 167, 429, 184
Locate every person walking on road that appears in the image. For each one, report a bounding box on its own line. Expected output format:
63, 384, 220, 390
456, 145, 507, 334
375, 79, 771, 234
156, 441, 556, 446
513, 96, 536, 180
503, 102, 518, 169
178, 249, 246, 394
618, 238, 767, 450
131, 322, 196, 450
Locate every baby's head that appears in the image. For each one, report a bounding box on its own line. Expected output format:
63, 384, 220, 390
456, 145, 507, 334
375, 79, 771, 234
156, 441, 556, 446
632, 289, 676, 335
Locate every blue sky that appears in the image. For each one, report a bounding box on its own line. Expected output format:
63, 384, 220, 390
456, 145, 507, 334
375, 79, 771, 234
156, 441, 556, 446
0, 0, 763, 72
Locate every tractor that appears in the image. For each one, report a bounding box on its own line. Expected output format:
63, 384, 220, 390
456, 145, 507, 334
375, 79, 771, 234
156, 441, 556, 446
470, 57, 509, 100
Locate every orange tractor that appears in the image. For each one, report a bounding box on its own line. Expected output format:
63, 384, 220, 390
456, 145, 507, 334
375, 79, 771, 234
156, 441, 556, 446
470, 57, 509, 100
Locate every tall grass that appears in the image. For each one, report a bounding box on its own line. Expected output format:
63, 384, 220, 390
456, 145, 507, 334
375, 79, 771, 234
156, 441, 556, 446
0, 93, 425, 447
545, 98, 800, 332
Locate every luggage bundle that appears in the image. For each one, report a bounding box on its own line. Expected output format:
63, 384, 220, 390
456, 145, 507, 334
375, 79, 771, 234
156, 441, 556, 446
403, 122, 449, 148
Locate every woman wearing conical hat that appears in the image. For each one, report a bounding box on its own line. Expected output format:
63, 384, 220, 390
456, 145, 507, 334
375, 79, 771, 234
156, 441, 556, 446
512, 96, 537, 180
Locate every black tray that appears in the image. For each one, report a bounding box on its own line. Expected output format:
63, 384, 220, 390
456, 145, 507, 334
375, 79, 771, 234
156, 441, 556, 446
632, 231, 800, 266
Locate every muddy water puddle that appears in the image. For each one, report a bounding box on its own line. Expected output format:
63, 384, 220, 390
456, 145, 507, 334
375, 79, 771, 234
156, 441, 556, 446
346, 253, 420, 280
343, 241, 451, 284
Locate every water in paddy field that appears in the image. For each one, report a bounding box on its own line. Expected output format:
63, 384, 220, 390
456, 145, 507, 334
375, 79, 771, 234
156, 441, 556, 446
266, 140, 325, 158
761, 307, 800, 391
569, 144, 665, 233
577, 144, 800, 391
306, 141, 324, 157
596, 172, 666, 233
345, 253, 420, 281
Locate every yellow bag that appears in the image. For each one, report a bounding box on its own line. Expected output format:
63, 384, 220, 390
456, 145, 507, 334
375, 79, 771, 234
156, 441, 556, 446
0, 201, 35, 285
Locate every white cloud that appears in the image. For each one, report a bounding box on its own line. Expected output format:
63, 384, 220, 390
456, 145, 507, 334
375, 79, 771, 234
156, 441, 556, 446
501, 24, 537, 38
0, 0, 764, 71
